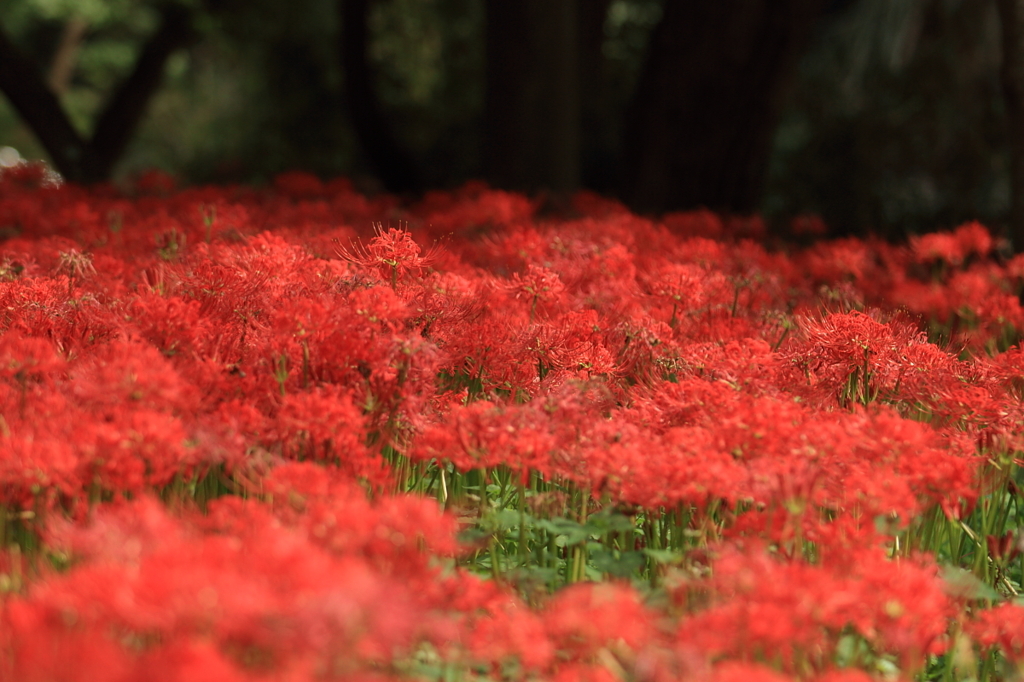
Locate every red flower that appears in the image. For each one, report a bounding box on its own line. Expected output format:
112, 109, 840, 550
968, 602, 1024, 664
338, 223, 438, 287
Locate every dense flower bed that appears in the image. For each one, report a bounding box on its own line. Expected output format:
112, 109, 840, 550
2, 164, 1024, 680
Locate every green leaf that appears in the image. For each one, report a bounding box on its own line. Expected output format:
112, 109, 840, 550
456, 527, 492, 545
642, 548, 684, 565
480, 509, 521, 532
941, 565, 1001, 601
585, 509, 637, 534
590, 548, 647, 577
508, 566, 559, 586
534, 517, 591, 545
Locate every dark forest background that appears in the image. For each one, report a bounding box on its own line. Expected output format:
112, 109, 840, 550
0, 0, 1020, 245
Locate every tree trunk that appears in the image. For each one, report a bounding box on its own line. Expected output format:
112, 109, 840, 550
48, 16, 90, 95
0, 22, 86, 179
339, 0, 419, 193
579, 0, 615, 192
998, 0, 1024, 252
620, 0, 828, 215
82, 4, 195, 183
0, 5, 195, 184
483, 0, 581, 194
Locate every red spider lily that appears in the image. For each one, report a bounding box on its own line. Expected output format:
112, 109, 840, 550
127, 292, 218, 361
888, 265, 1024, 354
2, 171, 1020, 679
625, 372, 977, 523
707, 662, 795, 682
530, 310, 618, 381
968, 602, 1024, 665
0, 424, 82, 509
507, 264, 567, 321
414, 398, 561, 474
800, 237, 877, 284
790, 213, 829, 238
412, 181, 536, 239
226, 462, 461, 573
662, 208, 725, 239
640, 262, 714, 329
794, 310, 927, 407
337, 223, 439, 288
911, 221, 995, 268
68, 339, 199, 415
6, 496, 446, 680
273, 387, 384, 484
271, 170, 326, 199
0, 331, 65, 382
677, 542, 954, 675
543, 582, 661, 662
79, 409, 194, 492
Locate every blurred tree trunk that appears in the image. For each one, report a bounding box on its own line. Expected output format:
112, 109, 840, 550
998, 0, 1024, 252
620, 0, 829, 215
0, 25, 83, 178
338, 0, 419, 193
579, 0, 615, 192
0, 4, 195, 183
48, 16, 89, 95
483, 0, 581, 194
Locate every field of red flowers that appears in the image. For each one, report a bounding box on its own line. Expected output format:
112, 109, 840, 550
1, 162, 1024, 681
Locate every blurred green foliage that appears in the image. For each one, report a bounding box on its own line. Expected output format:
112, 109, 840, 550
765, 0, 1008, 239
602, 0, 661, 92
0, 0, 1013, 240
0, 0, 161, 158
0, 0, 665, 189
366, 0, 484, 188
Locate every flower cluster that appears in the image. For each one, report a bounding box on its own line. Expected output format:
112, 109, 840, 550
1, 166, 1024, 680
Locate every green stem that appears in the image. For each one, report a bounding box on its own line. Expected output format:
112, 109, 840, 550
518, 473, 527, 569
571, 486, 590, 583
